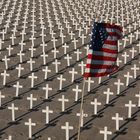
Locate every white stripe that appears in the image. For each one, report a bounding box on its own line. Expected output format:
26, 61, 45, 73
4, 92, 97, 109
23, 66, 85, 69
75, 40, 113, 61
106, 36, 118, 41
106, 28, 122, 38
88, 49, 117, 57
87, 59, 116, 65
85, 68, 115, 73
91, 51, 117, 58
102, 44, 117, 50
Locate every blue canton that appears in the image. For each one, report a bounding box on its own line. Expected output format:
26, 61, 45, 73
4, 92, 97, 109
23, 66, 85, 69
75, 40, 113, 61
90, 22, 108, 51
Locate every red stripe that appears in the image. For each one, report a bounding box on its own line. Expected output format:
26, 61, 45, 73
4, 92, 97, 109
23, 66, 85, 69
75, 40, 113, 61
87, 54, 117, 61
86, 64, 116, 69
84, 72, 110, 77
105, 24, 123, 32
100, 48, 117, 54
104, 40, 117, 45
107, 32, 121, 38
84, 66, 118, 77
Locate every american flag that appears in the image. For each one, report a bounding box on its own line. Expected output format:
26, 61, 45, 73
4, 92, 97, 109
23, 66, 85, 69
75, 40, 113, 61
84, 22, 123, 77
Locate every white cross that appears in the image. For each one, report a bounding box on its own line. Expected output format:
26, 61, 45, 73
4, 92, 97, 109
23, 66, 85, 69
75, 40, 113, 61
122, 52, 129, 64
29, 36, 36, 47
122, 37, 129, 48
41, 52, 48, 65
69, 31, 74, 39
129, 47, 137, 59
72, 38, 78, 49
1, 70, 9, 85
112, 113, 123, 131
29, 46, 36, 58
42, 84, 52, 100
58, 95, 69, 112
60, 33, 66, 44
125, 100, 136, 118
0, 30, 6, 40
76, 109, 88, 127
135, 92, 140, 107
25, 118, 36, 139
133, 22, 138, 30
10, 34, 16, 45
27, 94, 37, 109
72, 85, 82, 102
8, 103, 18, 122
86, 77, 94, 92
42, 106, 53, 124
28, 73, 37, 88
69, 68, 78, 82
135, 30, 140, 40
51, 37, 57, 48
80, 34, 86, 44
131, 64, 139, 78
78, 61, 86, 75
0, 38, 4, 50
42, 66, 51, 79
13, 81, 23, 97
85, 26, 90, 34
98, 77, 102, 84
52, 59, 61, 73
27, 58, 35, 71
40, 42, 47, 53
114, 79, 124, 95
17, 51, 25, 63
0, 91, 5, 107
78, 27, 83, 36
127, 24, 133, 32
19, 41, 26, 52
137, 42, 140, 53
100, 126, 112, 140
16, 64, 24, 77
74, 49, 82, 61
7, 45, 13, 56
50, 30, 56, 38
124, 72, 133, 86
64, 54, 72, 66
91, 98, 102, 115
2, 55, 10, 69
103, 88, 114, 104
61, 122, 73, 140
20, 30, 26, 41
51, 48, 59, 58
116, 58, 122, 66
62, 43, 69, 54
